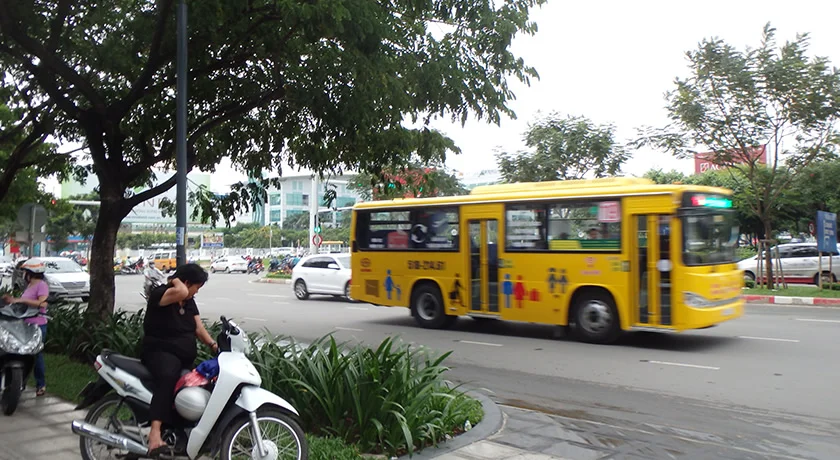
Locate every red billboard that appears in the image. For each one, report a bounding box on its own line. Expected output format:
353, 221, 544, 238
694, 145, 767, 174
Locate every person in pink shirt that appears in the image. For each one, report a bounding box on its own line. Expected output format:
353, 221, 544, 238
2, 258, 50, 396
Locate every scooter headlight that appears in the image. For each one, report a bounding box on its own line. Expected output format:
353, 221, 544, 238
0, 320, 44, 355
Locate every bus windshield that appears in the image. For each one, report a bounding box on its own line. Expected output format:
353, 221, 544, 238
682, 211, 739, 265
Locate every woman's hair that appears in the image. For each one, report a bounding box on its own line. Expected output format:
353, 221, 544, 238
25, 270, 45, 281
169, 263, 209, 286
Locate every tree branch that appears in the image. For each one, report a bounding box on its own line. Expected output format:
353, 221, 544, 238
46, 0, 73, 53
124, 173, 178, 209
0, 7, 106, 113
0, 43, 80, 116
114, 0, 175, 117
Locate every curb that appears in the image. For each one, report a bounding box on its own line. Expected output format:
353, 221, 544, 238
743, 295, 840, 305
252, 278, 292, 284
397, 388, 504, 460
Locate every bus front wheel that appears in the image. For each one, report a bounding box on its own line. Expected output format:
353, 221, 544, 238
571, 290, 620, 344
411, 283, 455, 329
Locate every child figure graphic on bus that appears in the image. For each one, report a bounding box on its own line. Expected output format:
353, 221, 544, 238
513, 275, 526, 308
384, 270, 401, 300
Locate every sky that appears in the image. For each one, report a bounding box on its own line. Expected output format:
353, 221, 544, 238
425, 0, 840, 179
47, 0, 840, 194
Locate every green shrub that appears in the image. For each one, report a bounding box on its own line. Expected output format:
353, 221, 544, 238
46, 303, 220, 365
744, 280, 756, 289
308, 435, 362, 460
249, 335, 481, 456
736, 246, 757, 261
264, 272, 291, 279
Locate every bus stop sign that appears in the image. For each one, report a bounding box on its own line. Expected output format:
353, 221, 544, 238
816, 211, 838, 254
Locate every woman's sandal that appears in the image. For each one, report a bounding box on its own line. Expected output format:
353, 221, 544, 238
35, 387, 46, 397
147, 444, 171, 458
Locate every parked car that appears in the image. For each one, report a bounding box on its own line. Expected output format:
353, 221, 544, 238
209, 256, 248, 273
739, 242, 840, 285
292, 254, 352, 300
12, 257, 90, 301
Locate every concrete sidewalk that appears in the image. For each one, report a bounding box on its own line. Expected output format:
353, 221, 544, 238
0, 389, 83, 459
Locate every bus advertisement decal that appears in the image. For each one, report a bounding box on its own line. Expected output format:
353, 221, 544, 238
407, 260, 446, 270
547, 268, 568, 296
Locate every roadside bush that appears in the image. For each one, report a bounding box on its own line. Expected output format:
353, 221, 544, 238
744, 280, 756, 288
736, 246, 757, 261
264, 272, 291, 279
250, 335, 482, 456
46, 303, 221, 365
43, 305, 484, 457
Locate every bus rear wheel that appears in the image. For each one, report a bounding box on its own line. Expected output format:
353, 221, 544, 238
571, 291, 620, 344
411, 283, 454, 329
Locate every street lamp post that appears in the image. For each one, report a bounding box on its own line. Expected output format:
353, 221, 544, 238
175, 0, 189, 267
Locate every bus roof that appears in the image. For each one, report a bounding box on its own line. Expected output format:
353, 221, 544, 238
352, 177, 732, 209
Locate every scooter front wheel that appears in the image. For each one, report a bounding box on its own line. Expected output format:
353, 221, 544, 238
220, 407, 308, 460
1, 367, 23, 416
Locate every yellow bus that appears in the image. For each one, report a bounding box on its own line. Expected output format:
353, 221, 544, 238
349, 178, 743, 344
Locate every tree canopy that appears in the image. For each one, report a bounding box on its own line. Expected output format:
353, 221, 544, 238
633, 24, 840, 287
0, 0, 543, 316
496, 113, 629, 183
348, 159, 468, 201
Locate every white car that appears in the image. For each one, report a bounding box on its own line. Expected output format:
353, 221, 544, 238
209, 256, 248, 273
0, 256, 13, 277
13, 257, 90, 301
292, 254, 352, 300
739, 242, 840, 284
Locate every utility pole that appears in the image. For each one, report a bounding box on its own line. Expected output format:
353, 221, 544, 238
175, 0, 188, 267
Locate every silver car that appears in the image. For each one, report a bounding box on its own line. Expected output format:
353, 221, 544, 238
13, 257, 90, 301
738, 242, 840, 285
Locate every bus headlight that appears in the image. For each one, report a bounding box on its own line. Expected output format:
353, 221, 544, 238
683, 292, 715, 308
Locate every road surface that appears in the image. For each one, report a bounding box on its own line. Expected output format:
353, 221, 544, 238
52, 275, 840, 458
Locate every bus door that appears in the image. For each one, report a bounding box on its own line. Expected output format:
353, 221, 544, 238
462, 206, 501, 316
633, 214, 674, 327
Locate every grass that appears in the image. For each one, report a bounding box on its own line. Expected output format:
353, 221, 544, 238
30, 353, 97, 402
264, 272, 291, 279
744, 285, 840, 298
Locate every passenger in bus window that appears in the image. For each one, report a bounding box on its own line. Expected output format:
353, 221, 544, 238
587, 227, 601, 239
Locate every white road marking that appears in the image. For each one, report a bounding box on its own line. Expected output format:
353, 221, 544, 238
643, 360, 719, 370
458, 340, 503, 347
795, 318, 840, 323
334, 326, 363, 332
738, 335, 800, 343
346, 306, 368, 311
274, 301, 290, 305
217, 297, 232, 301
244, 317, 267, 322
247, 294, 289, 298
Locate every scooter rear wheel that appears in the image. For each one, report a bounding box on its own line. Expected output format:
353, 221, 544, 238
80, 394, 140, 460
1, 367, 23, 416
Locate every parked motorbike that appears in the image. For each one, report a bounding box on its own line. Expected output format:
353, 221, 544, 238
140, 266, 168, 301
0, 302, 45, 416
71, 316, 308, 460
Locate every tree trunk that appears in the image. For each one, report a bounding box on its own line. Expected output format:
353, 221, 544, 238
763, 219, 775, 290
86, 200, 124, 321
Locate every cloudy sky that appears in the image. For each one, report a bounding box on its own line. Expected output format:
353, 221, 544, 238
425, 0, 840, 179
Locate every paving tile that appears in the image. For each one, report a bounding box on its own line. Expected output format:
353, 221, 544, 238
509, 453, 570, 460
457, 440, 526, 459
541, 442, 610, 460
432, 454, 479, 460
492, 431, 556, 452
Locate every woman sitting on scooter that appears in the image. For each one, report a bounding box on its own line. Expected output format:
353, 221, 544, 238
142, 263, 218, 456
2, 258, 49, 396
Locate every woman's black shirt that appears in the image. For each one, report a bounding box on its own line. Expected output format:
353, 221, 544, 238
142, 284, 199, 361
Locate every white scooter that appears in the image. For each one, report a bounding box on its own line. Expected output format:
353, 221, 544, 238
71, 316, 308, 460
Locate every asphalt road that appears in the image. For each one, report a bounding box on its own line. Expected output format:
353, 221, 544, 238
100, 275, 840, 458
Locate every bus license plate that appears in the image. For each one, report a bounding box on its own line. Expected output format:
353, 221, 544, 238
723, 308, 734, 317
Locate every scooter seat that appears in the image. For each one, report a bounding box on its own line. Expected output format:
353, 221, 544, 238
102, 350, 153, 381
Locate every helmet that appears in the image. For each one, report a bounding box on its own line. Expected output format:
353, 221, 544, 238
174, 387, 211, 421
21, 258, 46, 274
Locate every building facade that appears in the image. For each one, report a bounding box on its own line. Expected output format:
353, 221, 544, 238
256, 173, 361, 228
